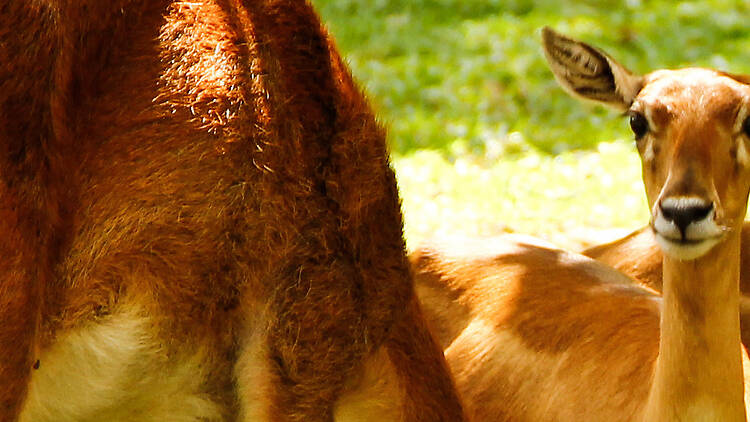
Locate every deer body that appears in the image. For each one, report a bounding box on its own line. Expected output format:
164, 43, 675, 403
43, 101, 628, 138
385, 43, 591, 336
1, 1, 465, 421
583, 227, 669, 292
583, 224, 750, 346
413, 235, 660, 421
414, 28, 750, 421
21, 309, 225, 421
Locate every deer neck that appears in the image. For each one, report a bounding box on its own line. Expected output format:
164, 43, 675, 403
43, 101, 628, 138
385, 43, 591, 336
643, 230, 746, 421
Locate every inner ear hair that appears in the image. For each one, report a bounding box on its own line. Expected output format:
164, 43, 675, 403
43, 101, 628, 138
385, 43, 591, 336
541, 27, 643, 110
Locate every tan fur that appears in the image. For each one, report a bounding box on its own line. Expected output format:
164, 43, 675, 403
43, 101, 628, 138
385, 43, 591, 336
413, 236, 659, 421
584, 224, 750, 346
414, 28, 750, 421
1, 1, 466, 420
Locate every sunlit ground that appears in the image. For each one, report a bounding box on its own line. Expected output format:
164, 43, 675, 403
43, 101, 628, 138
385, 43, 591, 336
394, 141, 649, 251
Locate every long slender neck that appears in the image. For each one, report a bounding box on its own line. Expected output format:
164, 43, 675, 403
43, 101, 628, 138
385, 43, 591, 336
643, 230, 746, 421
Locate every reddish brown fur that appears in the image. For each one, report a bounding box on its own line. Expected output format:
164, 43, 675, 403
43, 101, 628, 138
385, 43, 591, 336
0, 1, 465, 420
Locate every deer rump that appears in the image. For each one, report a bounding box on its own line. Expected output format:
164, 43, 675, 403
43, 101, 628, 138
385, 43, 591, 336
1, 1, 464, 421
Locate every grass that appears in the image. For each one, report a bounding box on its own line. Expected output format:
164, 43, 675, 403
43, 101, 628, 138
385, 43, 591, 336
393, 143, 647, 249
310, 0, 750, 250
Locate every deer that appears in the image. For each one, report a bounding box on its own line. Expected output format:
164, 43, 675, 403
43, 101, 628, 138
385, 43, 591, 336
583, 224, 750, 346
412, 27, 750, 421
1, 1, 466, 421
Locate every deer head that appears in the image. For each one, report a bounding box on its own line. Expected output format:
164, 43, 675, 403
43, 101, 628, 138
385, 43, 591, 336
542, 27, 750, 261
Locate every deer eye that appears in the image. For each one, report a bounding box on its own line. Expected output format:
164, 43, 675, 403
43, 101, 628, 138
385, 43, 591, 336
742, 116, 750, 138
629, 111, 649, 139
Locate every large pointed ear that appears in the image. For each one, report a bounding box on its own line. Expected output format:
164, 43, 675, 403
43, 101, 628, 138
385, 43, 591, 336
541, 27, 643, 111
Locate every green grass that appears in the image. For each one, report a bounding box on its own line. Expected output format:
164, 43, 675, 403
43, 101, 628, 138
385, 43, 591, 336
310, 0, 750, 249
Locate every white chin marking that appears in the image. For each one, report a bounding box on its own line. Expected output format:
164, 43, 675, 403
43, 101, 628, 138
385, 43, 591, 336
654, 234, 721, 261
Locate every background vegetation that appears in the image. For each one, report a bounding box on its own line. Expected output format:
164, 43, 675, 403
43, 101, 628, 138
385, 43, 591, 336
310, 0, 750, 249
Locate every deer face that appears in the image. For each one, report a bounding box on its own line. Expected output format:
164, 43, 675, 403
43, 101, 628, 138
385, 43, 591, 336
542, 28, 750, 260
631, 69, 750, 259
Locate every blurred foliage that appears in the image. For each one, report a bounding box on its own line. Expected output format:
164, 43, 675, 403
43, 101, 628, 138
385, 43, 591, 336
312, 0, 750, 156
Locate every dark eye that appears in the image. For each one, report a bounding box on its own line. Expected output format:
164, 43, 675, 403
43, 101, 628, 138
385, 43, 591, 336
629, 111, 649, 139
742, 116, 750, 138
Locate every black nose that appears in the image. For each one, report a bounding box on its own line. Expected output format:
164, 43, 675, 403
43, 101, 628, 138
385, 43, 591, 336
660, 199, 714, 235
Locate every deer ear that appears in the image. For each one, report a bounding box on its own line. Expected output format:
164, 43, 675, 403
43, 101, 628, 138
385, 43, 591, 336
541, 27, 643, 111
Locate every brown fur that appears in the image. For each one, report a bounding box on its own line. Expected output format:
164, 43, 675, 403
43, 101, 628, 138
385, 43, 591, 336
412, 236, 659, 421
0, 1, 465, 420
584, 224, 750, 345
582, 227, 664, 292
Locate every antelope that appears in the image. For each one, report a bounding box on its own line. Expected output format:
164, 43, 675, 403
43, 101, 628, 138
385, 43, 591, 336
1, 1, 466, 421
583, 225, 750, 346
413, 27, 750, 421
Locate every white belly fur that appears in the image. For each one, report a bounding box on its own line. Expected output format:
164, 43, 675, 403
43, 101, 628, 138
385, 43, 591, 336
21, 306, 405, 422
19, 307, 224, 422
